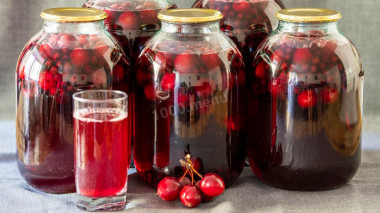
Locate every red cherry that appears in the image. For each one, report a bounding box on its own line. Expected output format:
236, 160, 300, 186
144, 84, 155, 101
178, 177, 191, 187
38, 71, 54, 91
119, 12, 139, 30
180, 186, 202, 208
77, 35, 89, 47
293, 48, 312, 64
39, 44, 52, 59
157, 177, 181, 201
161, 73, 176, 91
140, 9, 158, 24
174, 54, 198, 73
70, 48, 90, 66
297, 89, 318, 108
322, 87, 339, 103
232, 1, 250, 12
200, 53, 220, 70
199, 173, 225, 197
113, 64, 125, 81
58, 34, 77, 49
191, 158, 204, 173
255, 62, 266, 79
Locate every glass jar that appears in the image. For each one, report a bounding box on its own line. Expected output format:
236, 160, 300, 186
83, 0, 177, 64
246, 8, 363, 190
16, 8, 130, 193
192, 0, 285, 67
133, 9, 246, 186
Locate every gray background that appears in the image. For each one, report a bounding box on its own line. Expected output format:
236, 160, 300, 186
1, 0, 379, 135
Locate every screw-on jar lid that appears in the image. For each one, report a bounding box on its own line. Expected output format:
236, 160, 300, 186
158, 9, 223, 23
41, 7, 107, 22
276, 8, 342, 23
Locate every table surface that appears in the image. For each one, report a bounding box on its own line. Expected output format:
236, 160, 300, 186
1, 121, 380, 213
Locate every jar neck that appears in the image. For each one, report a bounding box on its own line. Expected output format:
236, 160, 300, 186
277, 21, 339, 35
42, 20, 105, 34
161, 21, 220, 35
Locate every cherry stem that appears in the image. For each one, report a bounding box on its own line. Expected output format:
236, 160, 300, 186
190, 169, 194, 185
179, 169, 189, 182
191, 165, 203, 179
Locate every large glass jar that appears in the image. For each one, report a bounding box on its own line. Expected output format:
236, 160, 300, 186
192, 0, 285, 67
246, 8, 363, 190
133, 9, 246, 186
16, 8, 130, 193
83, 0, 177, 64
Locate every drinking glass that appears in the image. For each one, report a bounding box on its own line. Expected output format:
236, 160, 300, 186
73, 90, 131, 211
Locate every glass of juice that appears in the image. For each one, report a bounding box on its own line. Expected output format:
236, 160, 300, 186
73, 90, 130, 211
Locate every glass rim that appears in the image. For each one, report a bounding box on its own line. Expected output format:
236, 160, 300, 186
72, 90, 127, 104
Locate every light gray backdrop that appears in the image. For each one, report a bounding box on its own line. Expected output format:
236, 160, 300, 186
0, 0, 379, 135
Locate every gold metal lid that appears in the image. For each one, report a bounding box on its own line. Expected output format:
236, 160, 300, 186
158, 9, 223, 23
41, 7, 107, 22
276, 8, 342, 23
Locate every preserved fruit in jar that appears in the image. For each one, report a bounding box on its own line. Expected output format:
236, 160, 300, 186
16, 8, 130, 193
247, 8, 363, 190
133, 9, 246, 186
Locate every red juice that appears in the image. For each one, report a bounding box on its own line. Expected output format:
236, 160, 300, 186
74, 110, 130, 198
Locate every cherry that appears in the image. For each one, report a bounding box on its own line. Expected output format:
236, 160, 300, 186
191, 158, 204, 173
144, 84, 155, 101
293, 48, 312, 64
119, 11, 139, 30
297, 89, 318, 108
178, 177, 191, 187
199, 173, 225, 197
255, 62, 266, 79
161, 73, 176, 91
322, 87, 339, 103
179, 186, 202, 208
70, 48, 90, 66
58, 34, 77, 49
39, 44, 52, 59
38, 70, 54, 91
157, 177, 181, 201
200, 53, 220, 70
174, 54, 198, 73
232, 1, 250, 13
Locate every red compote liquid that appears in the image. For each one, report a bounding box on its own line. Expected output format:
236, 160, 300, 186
16, 29, 128, 193
246, 15, 363, 190
83, 0, 177, 63
133, 41, 246, 186
74, 110, 130, 197
193, 0, 285, 66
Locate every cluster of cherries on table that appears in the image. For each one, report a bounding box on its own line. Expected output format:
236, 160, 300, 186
252, 32, 343, 109
156, 155, 225, 208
